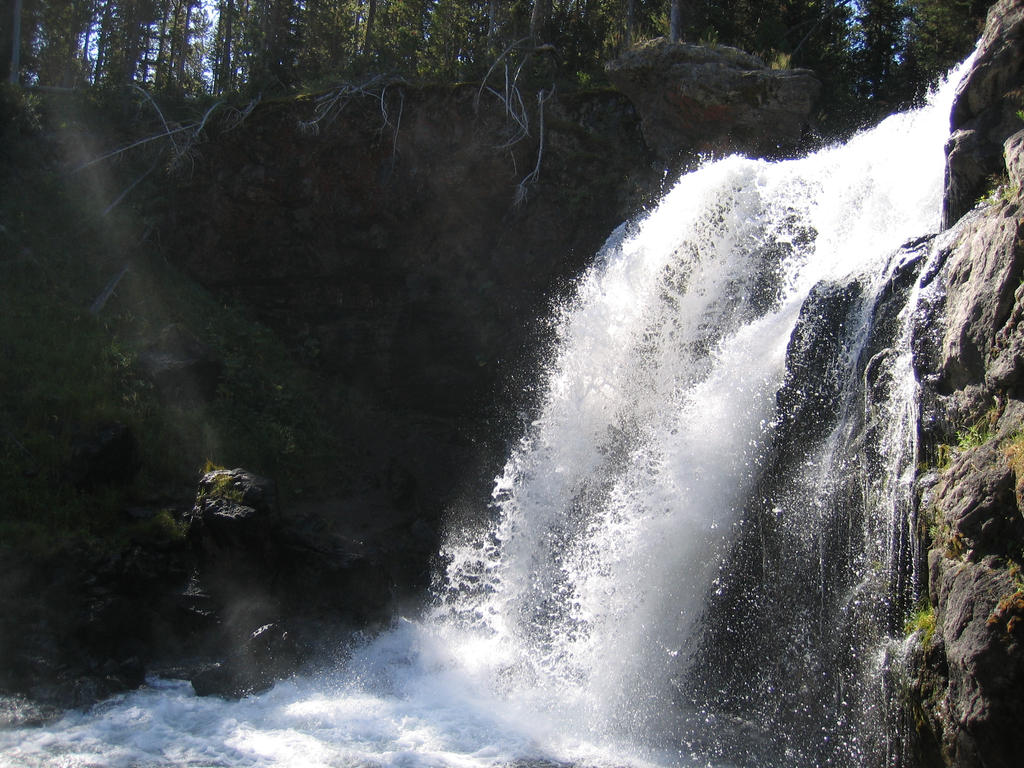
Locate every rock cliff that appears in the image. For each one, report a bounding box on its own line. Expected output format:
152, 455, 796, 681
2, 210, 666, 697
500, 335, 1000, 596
605, 39, 820, 166
0, 43, 820, 709
906, 1, 1024, 766
150, 57, 819, 693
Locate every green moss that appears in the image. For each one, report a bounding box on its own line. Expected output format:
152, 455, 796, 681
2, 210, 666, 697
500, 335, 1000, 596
198, 471, 246, 503
906, 602, 937, 646
977, 174, 1019, 206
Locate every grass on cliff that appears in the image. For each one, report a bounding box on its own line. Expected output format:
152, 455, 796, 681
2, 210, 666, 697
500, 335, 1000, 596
906, 602, 936, 646
0, 87, 343, 554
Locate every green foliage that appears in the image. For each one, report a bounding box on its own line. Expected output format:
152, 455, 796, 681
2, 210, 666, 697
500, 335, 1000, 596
5, 0, 991, 132
958, 416, 993, 449
0, 83, 42, 138
906, 601, 937, 645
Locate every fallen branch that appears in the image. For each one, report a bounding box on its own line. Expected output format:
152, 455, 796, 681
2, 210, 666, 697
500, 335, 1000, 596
89, 263, 130, 315
297, 74, 397, 135
72, 90, 223, 176
221, 95, 262, 133
102, 156, 161, 216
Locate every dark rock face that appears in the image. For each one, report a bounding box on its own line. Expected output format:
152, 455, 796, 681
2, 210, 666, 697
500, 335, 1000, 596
183, 468, 419, 696
2, 41, 832, 713
158, 70, 824, 636
942, 0, 1024, 228
682, 242, 929, 768
605, 39, 820, 167
774, 279, 863, 445
907, 5, 1024, 761
164, 84, 657, 553
0, 536, 191, 709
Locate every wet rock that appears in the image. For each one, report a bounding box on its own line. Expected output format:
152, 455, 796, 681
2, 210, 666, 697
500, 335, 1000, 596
910, 7, 1024, 754
922, 551, 1024, 768
775, 279, 862, 445
605, 38, 820, 166
942, 0, 1024, 228
930, 442, 1024, 561
0, 693, 62, 728
190, 622, 300, 699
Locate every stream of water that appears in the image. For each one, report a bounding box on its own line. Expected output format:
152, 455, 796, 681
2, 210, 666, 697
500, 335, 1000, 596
0, 58, 972, 768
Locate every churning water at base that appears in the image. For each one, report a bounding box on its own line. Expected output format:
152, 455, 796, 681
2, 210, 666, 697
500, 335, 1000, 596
0, 60, 972, 768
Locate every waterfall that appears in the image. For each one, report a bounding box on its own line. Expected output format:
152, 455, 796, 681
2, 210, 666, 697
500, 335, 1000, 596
0, 60, 972, 768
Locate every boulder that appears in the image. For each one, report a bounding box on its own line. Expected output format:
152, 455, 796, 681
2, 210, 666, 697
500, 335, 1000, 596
942, 0, 1024, 228
605, 39, 820, 166
190, 468, 279, 545
183, 470, 409, 695
190, 621, 300, 698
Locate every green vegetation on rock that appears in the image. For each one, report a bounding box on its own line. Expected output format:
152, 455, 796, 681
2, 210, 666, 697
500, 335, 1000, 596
906, 601, 937, 645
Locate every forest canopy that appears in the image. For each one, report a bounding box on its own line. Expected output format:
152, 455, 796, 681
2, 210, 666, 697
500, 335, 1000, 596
1, 1, 991, 122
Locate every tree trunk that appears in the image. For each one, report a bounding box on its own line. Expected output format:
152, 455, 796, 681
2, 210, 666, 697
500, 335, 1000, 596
529, 0, 550, 45
94, 0, 112, 82
624, 0, 634, 48
487, 0, 500, 53
219, 0, 233, 93
175, 2, 193, 85
670, 0, 682, 43
9, 0, 22, 84
363, 0, 377, 54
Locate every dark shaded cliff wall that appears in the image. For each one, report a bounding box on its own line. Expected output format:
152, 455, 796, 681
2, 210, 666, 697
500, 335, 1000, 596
164, 84, 657, 553
906, 2, 1024, 766
161, 52, 820, 570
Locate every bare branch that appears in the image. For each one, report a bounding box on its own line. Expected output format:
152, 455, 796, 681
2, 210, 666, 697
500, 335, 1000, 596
89, 264, 130, 315
102, 157, 160, 216
515, 87, 554, 207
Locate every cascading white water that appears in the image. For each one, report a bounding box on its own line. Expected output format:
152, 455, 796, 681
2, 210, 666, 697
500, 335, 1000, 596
0, 60, 972, 768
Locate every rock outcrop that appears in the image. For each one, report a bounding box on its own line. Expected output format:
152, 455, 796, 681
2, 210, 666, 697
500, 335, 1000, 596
942, 0, 1024, 228
908, 2, 1024, 765
183, 467, 418, 696
605, 39, 820, 166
